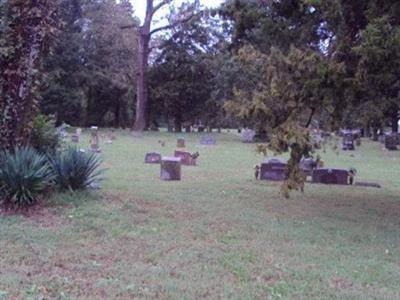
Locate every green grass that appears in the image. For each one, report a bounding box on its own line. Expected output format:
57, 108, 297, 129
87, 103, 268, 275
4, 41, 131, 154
1, 130, 400, 299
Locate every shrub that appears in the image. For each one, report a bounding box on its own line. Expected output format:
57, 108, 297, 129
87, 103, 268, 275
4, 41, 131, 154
0, 148, 54, 208
30, 114, 61, 154
49, 147, 104, 191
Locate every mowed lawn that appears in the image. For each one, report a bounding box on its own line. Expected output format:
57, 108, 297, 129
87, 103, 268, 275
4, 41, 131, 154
1, 130, 400, 299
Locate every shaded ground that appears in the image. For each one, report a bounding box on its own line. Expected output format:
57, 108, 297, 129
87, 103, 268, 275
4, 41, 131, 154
1, 131, 400, 299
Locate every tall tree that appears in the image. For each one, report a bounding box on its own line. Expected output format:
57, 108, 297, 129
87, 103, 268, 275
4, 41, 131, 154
0, 0, 59, 149
125, 0, 200, 131
149, 14, 217, 131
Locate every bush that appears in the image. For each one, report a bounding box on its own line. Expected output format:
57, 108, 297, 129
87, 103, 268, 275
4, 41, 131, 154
30, 114, 61, 153
0, 148, 54, 208
49, 147, 104, 191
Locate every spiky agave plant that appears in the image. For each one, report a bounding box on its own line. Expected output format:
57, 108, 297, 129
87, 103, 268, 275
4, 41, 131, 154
0, 147, 54, 208
49, 147, 104, 191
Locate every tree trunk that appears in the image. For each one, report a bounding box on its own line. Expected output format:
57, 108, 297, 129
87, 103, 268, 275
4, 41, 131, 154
133, 30, 150, 131
174, 111, 182, 132
391, 106, 399, 133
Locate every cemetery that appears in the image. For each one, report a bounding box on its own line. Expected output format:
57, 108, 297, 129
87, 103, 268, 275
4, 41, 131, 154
1, 0, 400, 299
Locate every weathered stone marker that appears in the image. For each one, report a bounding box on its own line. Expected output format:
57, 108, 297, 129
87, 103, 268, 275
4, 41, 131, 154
300, 158, 317, 177
71, 134, 79, 143
110, 129, 117, 141
199, 135, 216, 145
260, 158, 288, 181
384, 133, 397, 150
312, 169, 349, 185
342, 131, 355, 150
145, 152, 162, 164
177, 137, 185, 148
174, 150, 197, 166
90, 126, 101, 152
242, 129, 256, 143
161, 157, 182, 181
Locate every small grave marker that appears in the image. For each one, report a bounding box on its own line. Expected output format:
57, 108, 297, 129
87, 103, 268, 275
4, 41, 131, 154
174, 150, 197, 166
145, 152, 162, 164
242, 129, 256, 143
161, 157, 182, 181
90, 126, 101, 152
342, 131, 355, 150
177, 137, 185, 148
199, 135, 216, 145
300, 158, 317, 177
384, 133, 397, 150
260, 158, 288, 181
71, 134, 79, 143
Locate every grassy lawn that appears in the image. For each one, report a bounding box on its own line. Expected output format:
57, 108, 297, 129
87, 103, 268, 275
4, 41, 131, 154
1, 130, 400, 299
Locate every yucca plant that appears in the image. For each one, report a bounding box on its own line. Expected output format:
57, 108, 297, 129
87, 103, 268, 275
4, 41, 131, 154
49, 147, 104, 191
0, 147, 54, 208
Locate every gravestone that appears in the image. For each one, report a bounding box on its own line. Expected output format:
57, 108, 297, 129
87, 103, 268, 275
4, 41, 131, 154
300, 158, 317, 177
260, 158, 288, 181
90, 126, 101, 152
384, 133, 397, 150
110, 129, 116, 140
177, 137, 185, 148
145, 152, 162, 164
199, 135, 216, 145
312, 169, 348, 185
161, 157, 181, 181
342, 131, 355, 150
71, 134, 79, 143
242, 129, 256, 143
174, 150, 197, 166
76, 128, 82, 136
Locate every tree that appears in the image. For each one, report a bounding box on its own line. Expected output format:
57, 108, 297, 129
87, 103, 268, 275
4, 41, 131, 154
41, 0, 139, 128
225, 45, 344, 196
0, 0, 59, 150
125, 0, 201, 131
149, 16, 217, 131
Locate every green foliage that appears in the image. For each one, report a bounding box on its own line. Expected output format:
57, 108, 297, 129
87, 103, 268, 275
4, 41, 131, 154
149, 13, 219, 130
49, 147, 104, 191
225, 45, 343, 196
40, 0, 138, 128
30, 114, 60, 153
0, 147, 53, 208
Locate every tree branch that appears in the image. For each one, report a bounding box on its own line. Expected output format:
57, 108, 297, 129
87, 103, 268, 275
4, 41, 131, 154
150, 11, 201, 36
152, 0, 173, 18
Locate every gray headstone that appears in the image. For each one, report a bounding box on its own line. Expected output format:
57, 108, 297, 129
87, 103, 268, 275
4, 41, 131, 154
242, 129, 256, 143
199, 135, 216, 145
260, 158, 288, 181
145, 152, 162, 164
312, 169, 349, 185
161, 157, 182, 181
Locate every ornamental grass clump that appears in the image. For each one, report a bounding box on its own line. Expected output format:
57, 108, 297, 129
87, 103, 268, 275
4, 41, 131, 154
0, 147, 54, 208
49, 146, 104, 191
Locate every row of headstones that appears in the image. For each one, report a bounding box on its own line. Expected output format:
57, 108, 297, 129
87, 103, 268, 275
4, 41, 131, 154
145, 137, 216, 181
258, 158, 354, 185
65, 126, 116, 152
